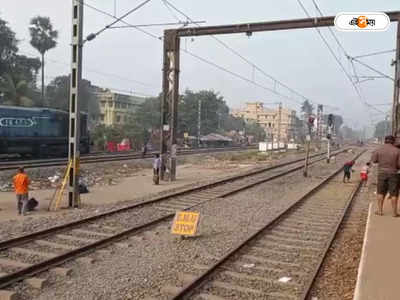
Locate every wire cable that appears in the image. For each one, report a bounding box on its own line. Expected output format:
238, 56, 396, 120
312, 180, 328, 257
297, 0, 386, 116
79, 0, 161, 40
86, 0, 152, 42
353, 49, 396, 59
162, 0, 339, 109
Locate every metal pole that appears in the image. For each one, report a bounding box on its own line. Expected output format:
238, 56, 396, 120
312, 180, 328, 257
392, 20, 400, 136
327, 126, 331, 163
197, 99, 201, 147
317, 105, 323, 148
277, 102, 282, 150
303, 125, 311, 177
68, 0, 83, 208
160, 30, 180, 181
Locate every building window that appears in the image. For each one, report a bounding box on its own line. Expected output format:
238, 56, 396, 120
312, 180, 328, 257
124, 115, 128, 122
100, 114, 105, 121
116, 115, 121, 123
122, 103, 127, 109
101, 102, 105, 107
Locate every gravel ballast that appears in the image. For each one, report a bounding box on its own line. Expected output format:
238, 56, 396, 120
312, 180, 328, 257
10, 149, 361, 300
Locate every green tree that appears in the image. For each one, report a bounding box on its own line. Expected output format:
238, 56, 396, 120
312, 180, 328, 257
0, 18, 18, 76
0, 74, 34, 106
132, 95, 161, 131
301, 100, 314, 119
374, 120, 391, 139
29, 16, 58, 103
322, 114, 343, 132
45, 75, 99, 121
245, 121, 266, 141
179, 89, 228, 136
0, 18, 41, 106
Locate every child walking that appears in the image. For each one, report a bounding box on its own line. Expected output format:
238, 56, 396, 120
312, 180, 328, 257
360, 162, 370, 184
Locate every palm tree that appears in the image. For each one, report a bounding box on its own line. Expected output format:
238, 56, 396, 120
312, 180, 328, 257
29, 16, 58, 105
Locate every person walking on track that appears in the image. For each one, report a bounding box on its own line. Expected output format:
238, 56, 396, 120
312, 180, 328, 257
343, 160, 354, 183
371, 135, 400, 217
13, 167, 30, 216
153, 154, 161, 185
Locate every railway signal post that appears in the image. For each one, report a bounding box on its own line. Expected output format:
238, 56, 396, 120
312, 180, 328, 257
68, 0, 84, 208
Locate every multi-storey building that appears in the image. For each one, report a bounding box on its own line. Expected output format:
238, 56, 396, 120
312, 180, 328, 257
231, 102, 297, 142
92, 88, 146, 126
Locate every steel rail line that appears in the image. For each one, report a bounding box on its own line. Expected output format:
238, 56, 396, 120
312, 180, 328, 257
0, 149, 347, 289
170, 150, 365, 300
0, 146, 258, 171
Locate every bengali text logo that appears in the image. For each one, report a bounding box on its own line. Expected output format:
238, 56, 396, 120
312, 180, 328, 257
334, 12, 390, 31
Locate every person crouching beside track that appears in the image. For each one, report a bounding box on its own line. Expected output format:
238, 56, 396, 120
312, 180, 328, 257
13, 167, 30, 216
343, 160, 355, 183
371, 135, 400, 217
153, 154, 161, 185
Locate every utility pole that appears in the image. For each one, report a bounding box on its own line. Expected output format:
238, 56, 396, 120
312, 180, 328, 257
327, 114, 334, 163
303, 115, 314, 177
392, 21, 400, 136
68, 0, 83, 208
277, 102, 282, 150
197, 99, 201, 147
317, 105, 323, 148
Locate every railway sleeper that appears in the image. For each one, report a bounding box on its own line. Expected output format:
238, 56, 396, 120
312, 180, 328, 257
217, 270, 301, 294
267, 230, 327, 242
272, 225, 331, 236
262, 234, 324, 247
255, 240, 322, 256
247, 246, 315, 265
202, 280, 297, 300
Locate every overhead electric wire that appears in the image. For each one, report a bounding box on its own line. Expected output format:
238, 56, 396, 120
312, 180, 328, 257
350, 57, 394, 81
182, 49, 302, 106
297, 0, 386, 115
161, 0, 336, 109
108, 21, 205, 29
353, 49, 396, 59
79, 0, 297, 102
79, 0, 161, 40
19, 50, 157, 88
85, 0, 152, 42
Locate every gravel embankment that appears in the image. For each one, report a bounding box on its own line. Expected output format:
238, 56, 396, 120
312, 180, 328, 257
17, 149, 360, 300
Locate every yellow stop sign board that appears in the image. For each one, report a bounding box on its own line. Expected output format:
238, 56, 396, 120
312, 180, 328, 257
171, 211, 200, 236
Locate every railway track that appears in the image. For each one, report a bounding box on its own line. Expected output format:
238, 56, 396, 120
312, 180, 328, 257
164, 150, 365, 300
0, 149, 347, 291
0, 146, 257, 171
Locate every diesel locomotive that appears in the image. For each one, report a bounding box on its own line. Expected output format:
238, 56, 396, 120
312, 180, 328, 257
0, 105, 90, 157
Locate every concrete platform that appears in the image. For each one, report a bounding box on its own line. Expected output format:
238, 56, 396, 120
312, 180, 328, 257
354, 199, 400, 300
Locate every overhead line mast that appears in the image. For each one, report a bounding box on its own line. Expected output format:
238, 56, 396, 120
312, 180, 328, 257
68, 0, 84, 207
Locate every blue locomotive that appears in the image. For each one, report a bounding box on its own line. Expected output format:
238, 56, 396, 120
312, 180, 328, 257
0, 105, 90, 157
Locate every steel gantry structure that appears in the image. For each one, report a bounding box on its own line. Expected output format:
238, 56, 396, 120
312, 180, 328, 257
160, 11, 400, 180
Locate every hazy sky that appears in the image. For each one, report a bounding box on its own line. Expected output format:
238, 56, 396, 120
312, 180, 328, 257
1, 0, 399, 129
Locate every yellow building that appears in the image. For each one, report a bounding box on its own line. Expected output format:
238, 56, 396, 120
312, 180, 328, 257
231, 102, 297, 142
93, 88, 146, 126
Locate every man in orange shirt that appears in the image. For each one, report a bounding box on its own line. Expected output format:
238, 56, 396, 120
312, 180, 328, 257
13, 167, 30, 216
